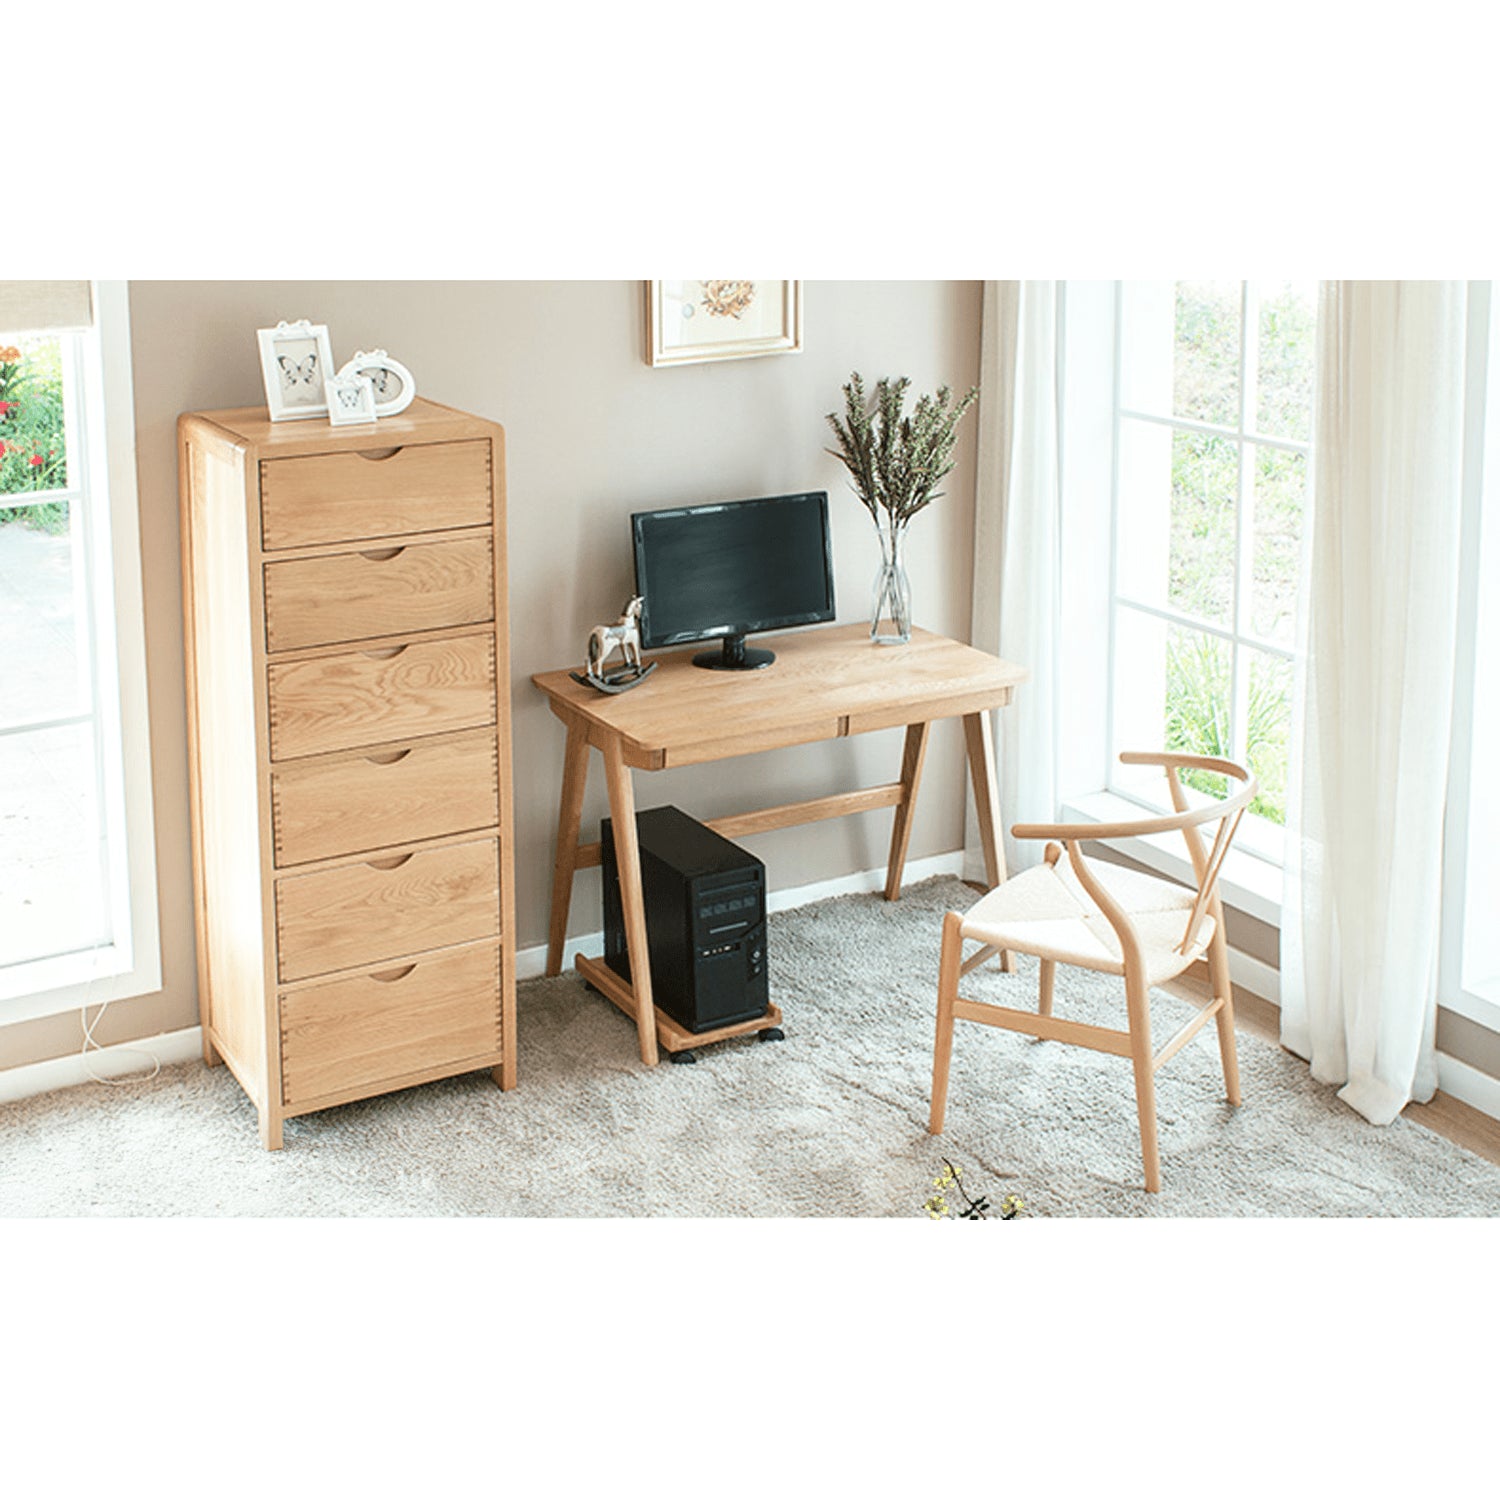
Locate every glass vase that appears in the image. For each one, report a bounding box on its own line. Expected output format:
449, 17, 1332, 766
870, 523, 912, 645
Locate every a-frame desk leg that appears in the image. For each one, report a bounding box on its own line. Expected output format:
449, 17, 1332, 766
546, 717, 590, 978
598, 736, 660, 1066
544, 718, 658, 1065
962, 708, 1015, 972
884, 720, 931, 901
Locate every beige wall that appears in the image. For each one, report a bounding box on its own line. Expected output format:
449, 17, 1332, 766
0, 280, 984, 1071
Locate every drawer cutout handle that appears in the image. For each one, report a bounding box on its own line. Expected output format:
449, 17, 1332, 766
364, 748, 413, 766
359, 546, 406, 562
355, 447, 404, 463
369, 964, 417, 984
360, 644, 409, 660
365, 853, 415, 871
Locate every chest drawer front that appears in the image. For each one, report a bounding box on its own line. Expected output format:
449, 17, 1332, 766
275, 837, 500, 983
260, 439, 493, 550
279, 943, 502, 1107
268, 634, 496, 760
272, 729, 500, 867
264, 537, 495, 653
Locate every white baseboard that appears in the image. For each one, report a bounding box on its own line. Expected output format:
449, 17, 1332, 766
1228, 948, 1281, 1006
1435, 1051, 1500, 1122
0, 1026, 203, 1106
515, 850, 967, 980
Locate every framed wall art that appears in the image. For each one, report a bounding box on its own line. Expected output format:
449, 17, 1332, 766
257, 319, 335, 421
646, 281, 802, 367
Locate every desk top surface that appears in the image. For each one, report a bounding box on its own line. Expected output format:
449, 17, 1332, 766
532, 624, 1027, 769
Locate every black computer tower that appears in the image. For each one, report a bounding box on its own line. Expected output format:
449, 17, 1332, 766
601, 805, 768, 1034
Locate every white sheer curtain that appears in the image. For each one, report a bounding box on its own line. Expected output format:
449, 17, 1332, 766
1282, 281, 1469, 1125
965, 281, 1059, 883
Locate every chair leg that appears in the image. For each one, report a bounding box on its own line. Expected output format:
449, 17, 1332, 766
1208, 927, 1242, 1107
1038, 959, 1055, 1017
1125, 972, 1161, 1193
930, 911, 964, 1134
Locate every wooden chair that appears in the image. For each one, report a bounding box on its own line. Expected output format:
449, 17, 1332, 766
929, 751, 1258, 1193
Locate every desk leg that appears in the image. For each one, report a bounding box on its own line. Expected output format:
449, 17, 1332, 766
600, 736, 660, 1066
545, 718, 591, 978
884, 720, 931, 901
962, 709, 1015, 972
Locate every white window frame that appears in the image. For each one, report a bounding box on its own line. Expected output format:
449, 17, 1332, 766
1, 281, 160, 1020
1106, 281, 1310, 868
1440, 279, 1500, 1034
1056, 281, 1296, 935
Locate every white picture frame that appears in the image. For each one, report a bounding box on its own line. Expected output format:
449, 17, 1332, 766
257, 319, 335, 421
647, 281, 803, 367
325, 370, 378, 427
339, 348, 416, 417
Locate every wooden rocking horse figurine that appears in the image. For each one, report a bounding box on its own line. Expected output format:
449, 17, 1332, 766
571, 595, 658, 695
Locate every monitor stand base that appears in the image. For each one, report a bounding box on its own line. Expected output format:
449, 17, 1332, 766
693, 635, 774, 671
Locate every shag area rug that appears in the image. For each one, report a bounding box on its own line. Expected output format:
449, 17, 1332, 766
4, 877, 1499, 1217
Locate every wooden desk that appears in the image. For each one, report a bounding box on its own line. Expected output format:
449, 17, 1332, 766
532, 623, 1027, 1065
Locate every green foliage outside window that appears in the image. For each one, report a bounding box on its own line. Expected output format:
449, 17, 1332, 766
1164, 630, 1290, 824
0, 335, 69, 533
1157, 282, 1313, 828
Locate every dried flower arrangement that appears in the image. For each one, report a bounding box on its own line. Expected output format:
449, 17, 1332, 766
924, 1158, 1023, 1220
824, 372, 979, 531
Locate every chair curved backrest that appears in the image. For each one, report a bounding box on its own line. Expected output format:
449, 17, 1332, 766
1011, 752, 1258, 973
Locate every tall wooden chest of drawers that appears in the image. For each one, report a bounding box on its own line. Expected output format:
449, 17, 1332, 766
178, 398, 515, 1148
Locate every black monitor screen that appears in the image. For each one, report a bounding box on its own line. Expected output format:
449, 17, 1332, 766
632, 492, 835, 650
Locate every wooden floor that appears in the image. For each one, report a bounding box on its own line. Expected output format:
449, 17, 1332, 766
1167, 970, 1500, 1169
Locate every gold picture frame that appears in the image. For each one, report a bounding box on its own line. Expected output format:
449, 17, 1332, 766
646, 281, 803, 367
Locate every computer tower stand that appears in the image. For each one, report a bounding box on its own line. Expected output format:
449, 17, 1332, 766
578, 955, 785, 1064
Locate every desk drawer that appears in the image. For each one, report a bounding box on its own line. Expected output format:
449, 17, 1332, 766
271, 728, 500, 867
260, 439, 492, 550
268, 633, 496, 760
275, 837, 500, 983
279, 943, 502, 1106
264, 537, 495, 652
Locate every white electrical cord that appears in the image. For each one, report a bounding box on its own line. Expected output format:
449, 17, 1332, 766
81, 987, 160, 1086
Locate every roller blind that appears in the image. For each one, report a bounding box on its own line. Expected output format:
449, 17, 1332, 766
0, 280, 94, 334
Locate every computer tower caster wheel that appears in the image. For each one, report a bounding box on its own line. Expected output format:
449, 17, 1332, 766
669, 1050, 698, 1065
758, 1028, 785, 1043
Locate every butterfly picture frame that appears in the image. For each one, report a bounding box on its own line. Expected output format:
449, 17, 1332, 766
325, 369, 378, 427
257, 319, 336, 421
339, 348, 416, 418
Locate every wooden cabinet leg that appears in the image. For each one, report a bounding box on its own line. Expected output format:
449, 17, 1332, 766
202, 1031, 223, 1067
885, 721, 930, 901
545, 718, 590, 978
259, 1107, 284, 1151
600, 736, 659, 1067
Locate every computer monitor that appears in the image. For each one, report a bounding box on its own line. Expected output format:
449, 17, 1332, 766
631, 491, 836, 670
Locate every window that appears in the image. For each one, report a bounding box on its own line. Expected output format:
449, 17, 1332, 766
1107, 281, 1318, 864
0, 282, 158, 1018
